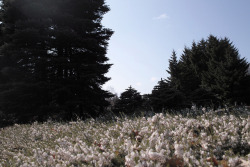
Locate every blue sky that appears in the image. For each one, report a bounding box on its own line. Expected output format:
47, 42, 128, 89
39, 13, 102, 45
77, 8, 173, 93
102, 0, 250, 95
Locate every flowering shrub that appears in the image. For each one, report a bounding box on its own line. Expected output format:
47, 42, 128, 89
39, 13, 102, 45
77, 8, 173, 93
0, 108, 249, 167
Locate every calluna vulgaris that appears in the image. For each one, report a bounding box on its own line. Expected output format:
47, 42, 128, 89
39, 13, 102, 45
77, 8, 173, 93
0, 107, 249, 167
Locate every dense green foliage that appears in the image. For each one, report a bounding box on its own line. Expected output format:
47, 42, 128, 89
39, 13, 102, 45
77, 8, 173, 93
0, 0, 248, 125
0, 0, 113, 126
150, 79, 185, 111
150, 35, 250, 111
114, 86, 143, 114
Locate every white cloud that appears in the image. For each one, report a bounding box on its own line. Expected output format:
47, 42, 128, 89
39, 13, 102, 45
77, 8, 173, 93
153, 13, 169, 20
150, 77, 158, 82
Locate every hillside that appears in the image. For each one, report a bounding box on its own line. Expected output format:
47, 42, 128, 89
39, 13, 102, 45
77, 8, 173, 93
0, 108, 249, 166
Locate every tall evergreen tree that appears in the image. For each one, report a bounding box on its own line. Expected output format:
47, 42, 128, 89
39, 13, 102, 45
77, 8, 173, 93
0, 0, 113, 124
167, 50, 180, 89
201, 35, 249, 104
189, 39, 209, 78
177, 47, 200, 99
114, 86, 142, 115
150, 79, 185, 111
162, 35, 249, 108
187, 39, 217, 106
237, 72, 250, 105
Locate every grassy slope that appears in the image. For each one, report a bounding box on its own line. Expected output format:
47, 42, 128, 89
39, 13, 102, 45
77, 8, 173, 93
0, 108, 249, 167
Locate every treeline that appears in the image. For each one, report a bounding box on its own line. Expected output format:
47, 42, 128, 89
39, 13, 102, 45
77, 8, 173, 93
0, 0, 249, 127
112, 35, 250, 114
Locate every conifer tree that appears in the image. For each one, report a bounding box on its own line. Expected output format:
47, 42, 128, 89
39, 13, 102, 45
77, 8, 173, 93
187, 39, 217, 106
114, 86, 142, 115
178, 47, 200, 98
167, 50, 180, 89
202, 36, 249, 104
0, 0, 113, 124
150, 79, 185, 111
189, 39, 209, 78
163, 35, 249, 108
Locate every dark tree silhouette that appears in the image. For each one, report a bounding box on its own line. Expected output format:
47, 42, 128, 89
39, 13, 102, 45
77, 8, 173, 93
160, 35, 249, 109
114, 86, 143, 115
150, 79, 185, 111
167, 50, 180, 89
201, 36, 249, 104
0, 0, 113, 125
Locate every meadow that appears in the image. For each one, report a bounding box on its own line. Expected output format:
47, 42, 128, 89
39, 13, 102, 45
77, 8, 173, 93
0, 107, 249, 167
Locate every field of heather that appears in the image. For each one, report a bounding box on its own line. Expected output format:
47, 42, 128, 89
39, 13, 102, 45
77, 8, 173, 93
0, 108, 249, 167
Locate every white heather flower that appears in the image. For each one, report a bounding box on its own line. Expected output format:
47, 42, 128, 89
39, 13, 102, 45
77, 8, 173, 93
135, 162, 145, 167
200, 132, 207, 138
148, 151, 166, 163
151, 115, 158, 123
174, 143, 184, 157
186, 119, 194, 127
125, 155, 136, 167
73, 143, 80, 153
140, 150, 149, 160
42, 152, 48, 157
76, 154, 83, 161
140, 127, 149, 136
81, 147, 88, 154
131, 152, 136, 159
160, 149, 166, 155
55, 164, 61, 167
201, 142, 208, 150
159, 113, 164, 119
155, 144, 162, 152
228, 157, 240, 167
21, 163, 29, 167
48, 156, 54, 165
110, 153, 115, 159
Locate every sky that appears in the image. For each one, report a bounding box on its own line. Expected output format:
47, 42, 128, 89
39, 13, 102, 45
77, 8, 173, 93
102, 0, 250, 95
